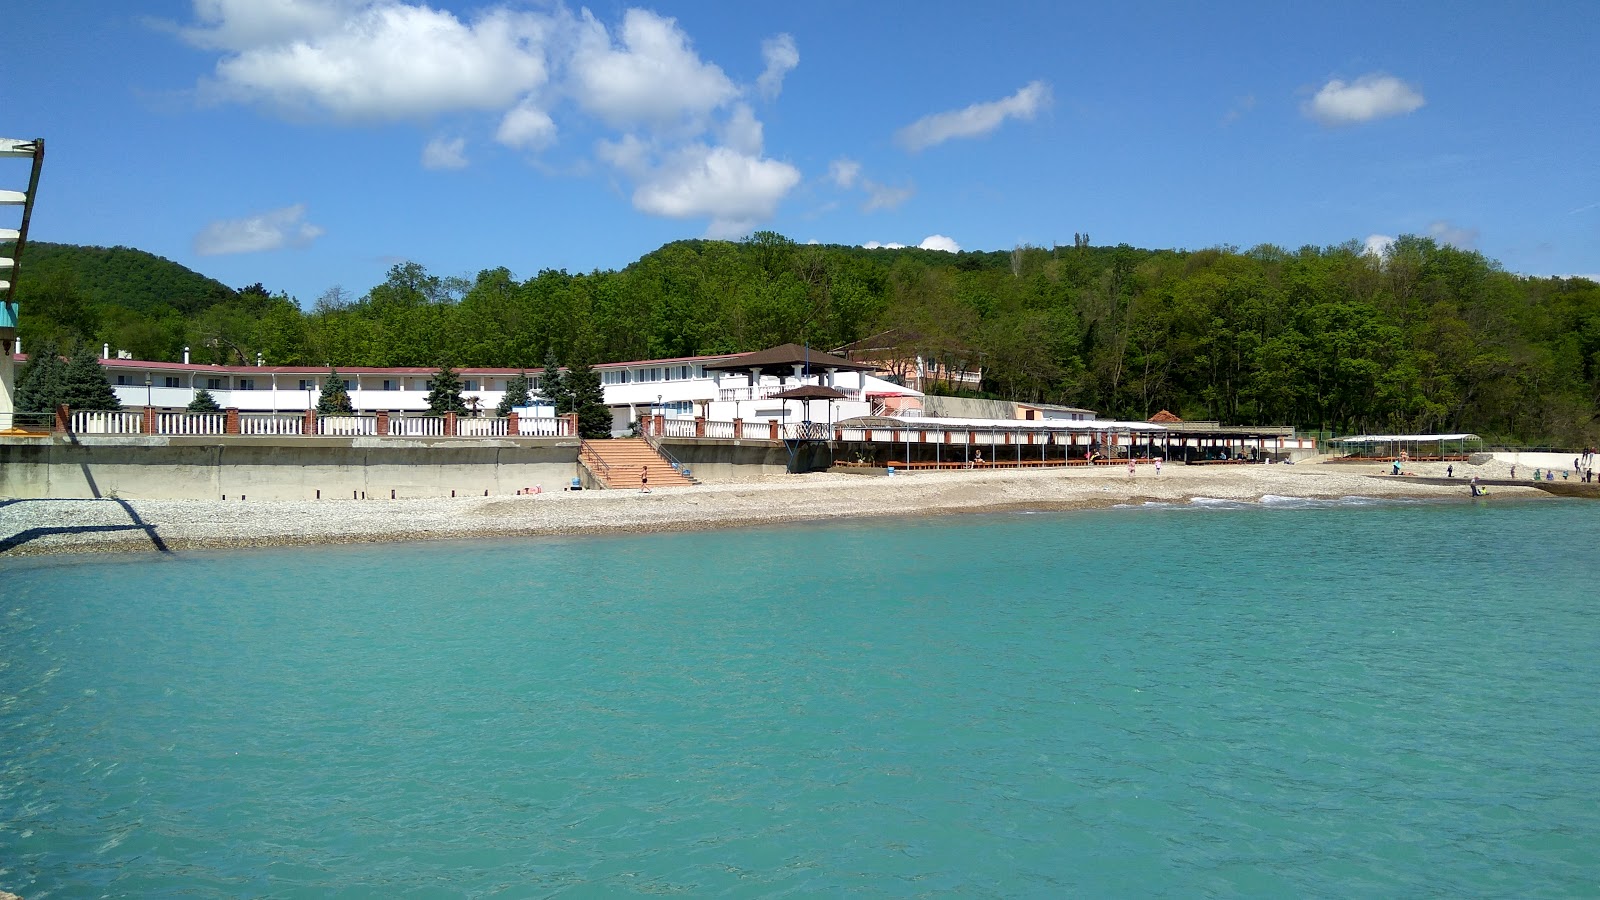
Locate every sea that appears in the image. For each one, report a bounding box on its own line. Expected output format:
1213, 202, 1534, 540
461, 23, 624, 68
2, 496, 1598, 898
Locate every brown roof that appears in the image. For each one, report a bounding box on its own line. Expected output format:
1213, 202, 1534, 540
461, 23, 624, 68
1148, 409, 1183, 423
769, 384, 850, 400
702, 342, 878, 375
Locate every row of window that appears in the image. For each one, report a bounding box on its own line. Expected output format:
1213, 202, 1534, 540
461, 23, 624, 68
602, 365, 705, 385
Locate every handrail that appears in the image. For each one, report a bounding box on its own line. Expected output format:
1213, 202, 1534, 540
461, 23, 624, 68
642, 430, 689, 473
578, 439, 611, 484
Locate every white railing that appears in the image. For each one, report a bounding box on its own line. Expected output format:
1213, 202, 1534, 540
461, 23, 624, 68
240, 413, 304, 435
740, 421, 773, 439
516, 416, 568, 437
70, 410, 144, 434
159, 412, 227, 435
389, 416, 444, 437
457, 417, 509, 437
784, 422, 829, 440
718, 386, 862, 402
317, 415, 377, 436
703, 420, 736, 439
663, 418, 697, 438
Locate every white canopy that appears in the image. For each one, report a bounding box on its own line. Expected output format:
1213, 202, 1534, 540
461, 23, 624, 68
1331, 434, 1480, 443
877, 415, 1167, 432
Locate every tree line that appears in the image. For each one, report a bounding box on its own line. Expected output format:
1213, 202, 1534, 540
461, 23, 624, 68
11, 233, 1600, 445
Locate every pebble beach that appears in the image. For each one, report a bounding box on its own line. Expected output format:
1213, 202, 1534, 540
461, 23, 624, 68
0, 457, 1554, 557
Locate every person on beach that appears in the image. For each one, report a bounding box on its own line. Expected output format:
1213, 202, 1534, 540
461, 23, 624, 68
1447, 464, 1454, 478
1155, 457, 1162, 475
1128, 458, 1136, 477
973, 450, 984, 468
640, 465, 650, 493
1510, 464, 1517, 478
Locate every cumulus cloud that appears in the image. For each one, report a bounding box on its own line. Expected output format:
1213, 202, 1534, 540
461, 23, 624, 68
919, 235, 960, 253
569, 8, 737, 132
828, 157, 913, 212
896, 80, 1051, 152
1428, 220, 1479, 249
757, 33, 798, 100
631, 144, 801, 238
1303, 74, 1424, 126
496, 99, 557, 150
180, 0, 362, 51
422, 135, 468, 169
1363, 234, 1395, 258
862, 241, 907, 250
200, 4, 551, 120
195, 203, 324, 256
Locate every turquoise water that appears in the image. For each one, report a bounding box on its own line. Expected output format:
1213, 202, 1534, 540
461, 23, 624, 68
3, 498, 1599, 897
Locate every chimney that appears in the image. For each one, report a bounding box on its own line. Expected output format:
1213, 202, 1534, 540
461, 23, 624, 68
183, 346, 190, 364
256, 352, 264, 367
102, 342, 110, 359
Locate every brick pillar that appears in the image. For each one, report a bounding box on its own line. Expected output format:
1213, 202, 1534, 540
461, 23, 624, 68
768, 419, 779, 440
55, 404, 69, 433
695, 416, 706, 437
143, 405, 158, 434
653, 413, 665, 435
303, 409, 317, 435
733, 417, 743, 438
562, 412, 578, 436
376, 410, 389, 436
225, 408, 240, 435
445, 411, 457, 436
834, 424, 843, 441
507, 411, 519, 437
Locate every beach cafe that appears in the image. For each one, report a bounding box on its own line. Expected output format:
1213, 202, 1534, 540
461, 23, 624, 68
1328, 433, 1483, 462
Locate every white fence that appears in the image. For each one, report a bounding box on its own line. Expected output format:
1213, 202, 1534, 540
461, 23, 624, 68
516, 416, 569, 437
389, 416, 445, 437
240, 413, 303, 435
158, 412, 227, 435
317, 416, 377, 436
457, 417, 509, 438
69, 410, 144, 434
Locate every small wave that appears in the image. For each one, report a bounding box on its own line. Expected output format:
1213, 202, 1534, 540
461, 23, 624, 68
1185, 494, 1422, 511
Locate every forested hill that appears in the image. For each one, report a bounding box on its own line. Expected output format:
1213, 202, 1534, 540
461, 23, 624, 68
19, 242, 237, 316
8, 233, 1600, 445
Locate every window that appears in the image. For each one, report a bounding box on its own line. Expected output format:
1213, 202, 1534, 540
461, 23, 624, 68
164, 377, 180, 388
237, 378, 255, 391
382, 379, 396, 391
299, 379, 314, 391
343, 380, 354, 390
463, 380, 477, 391
206, 378, 223, 390
602, 370, 630, 385
116, 375, 132, 385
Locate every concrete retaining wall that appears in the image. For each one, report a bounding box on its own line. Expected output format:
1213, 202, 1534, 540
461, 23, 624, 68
0, 435, 583, 500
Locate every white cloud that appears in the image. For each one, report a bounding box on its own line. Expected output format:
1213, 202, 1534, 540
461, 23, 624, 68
1363, 234, 1395, 258
195, 203, 324, 256
829, 158, 860, 189
896, 80, 1051, 152
422, 135, 468, 169
180, 0, 361, 51
631, 144, 801, 238
1428, 220, 1479, 249
862, 241, 907, 250
757, 33, 798, 101
863, 182, 914, 212
202, 4, 550, 121
569, 8, 737, 132
919, 234, 961, 253
496, 99, 557, 150
1304, 74, 1424, 126
719, 103, 764, 156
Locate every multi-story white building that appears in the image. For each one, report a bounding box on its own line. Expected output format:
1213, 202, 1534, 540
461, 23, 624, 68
11, 346, 923, 435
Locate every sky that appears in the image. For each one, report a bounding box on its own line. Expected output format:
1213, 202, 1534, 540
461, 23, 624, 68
3, 1, 1597, 305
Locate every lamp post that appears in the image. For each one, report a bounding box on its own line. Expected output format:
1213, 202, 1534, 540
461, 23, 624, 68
145, 373, 152, 409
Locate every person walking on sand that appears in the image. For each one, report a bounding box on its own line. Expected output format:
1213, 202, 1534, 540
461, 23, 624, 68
1447, 464, 1454, 478
640, 465, 650, 493
1155, 457, 1163, 476
1128, 458, 1136, 477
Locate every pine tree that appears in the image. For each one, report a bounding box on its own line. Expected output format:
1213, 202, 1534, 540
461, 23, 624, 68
317, 369, 353, 414
497, 371, 531, 416
13, 341, 68, 423
566, 357, 612, 438
426, 363, 467, 415
537, 350, 572, 414
188, 388, 222, 412
59, 345, 122, 411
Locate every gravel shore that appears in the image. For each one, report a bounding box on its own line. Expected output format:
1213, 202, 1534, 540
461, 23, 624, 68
0, 459, 1549, 557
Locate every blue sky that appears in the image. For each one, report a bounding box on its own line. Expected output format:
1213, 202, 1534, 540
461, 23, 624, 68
3, 1, 1596, 305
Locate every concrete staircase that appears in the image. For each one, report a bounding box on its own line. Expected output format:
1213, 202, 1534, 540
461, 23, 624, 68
580, 438, 696, 490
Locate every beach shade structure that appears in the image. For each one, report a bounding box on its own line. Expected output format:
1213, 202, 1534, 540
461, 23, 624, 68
702, 343, 879, 379
770, 383, 849, 429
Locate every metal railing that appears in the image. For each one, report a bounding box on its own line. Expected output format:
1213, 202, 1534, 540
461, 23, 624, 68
578, 439, 611, 485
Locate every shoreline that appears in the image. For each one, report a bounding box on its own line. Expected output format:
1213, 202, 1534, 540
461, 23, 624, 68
0, 461, 1558, 558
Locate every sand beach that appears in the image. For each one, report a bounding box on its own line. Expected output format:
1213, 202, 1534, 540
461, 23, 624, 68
0, 456, 1561, 557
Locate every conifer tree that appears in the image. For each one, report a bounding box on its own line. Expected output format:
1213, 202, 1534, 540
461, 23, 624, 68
537, 350, 572, 414
12, 340, 67, 422
188, 388, 222, 412
566, 357, 611, 438
317, 368, 353, 414
59, 345, 121, 411
426, 363, 467, 414
497, 371, 531, 415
